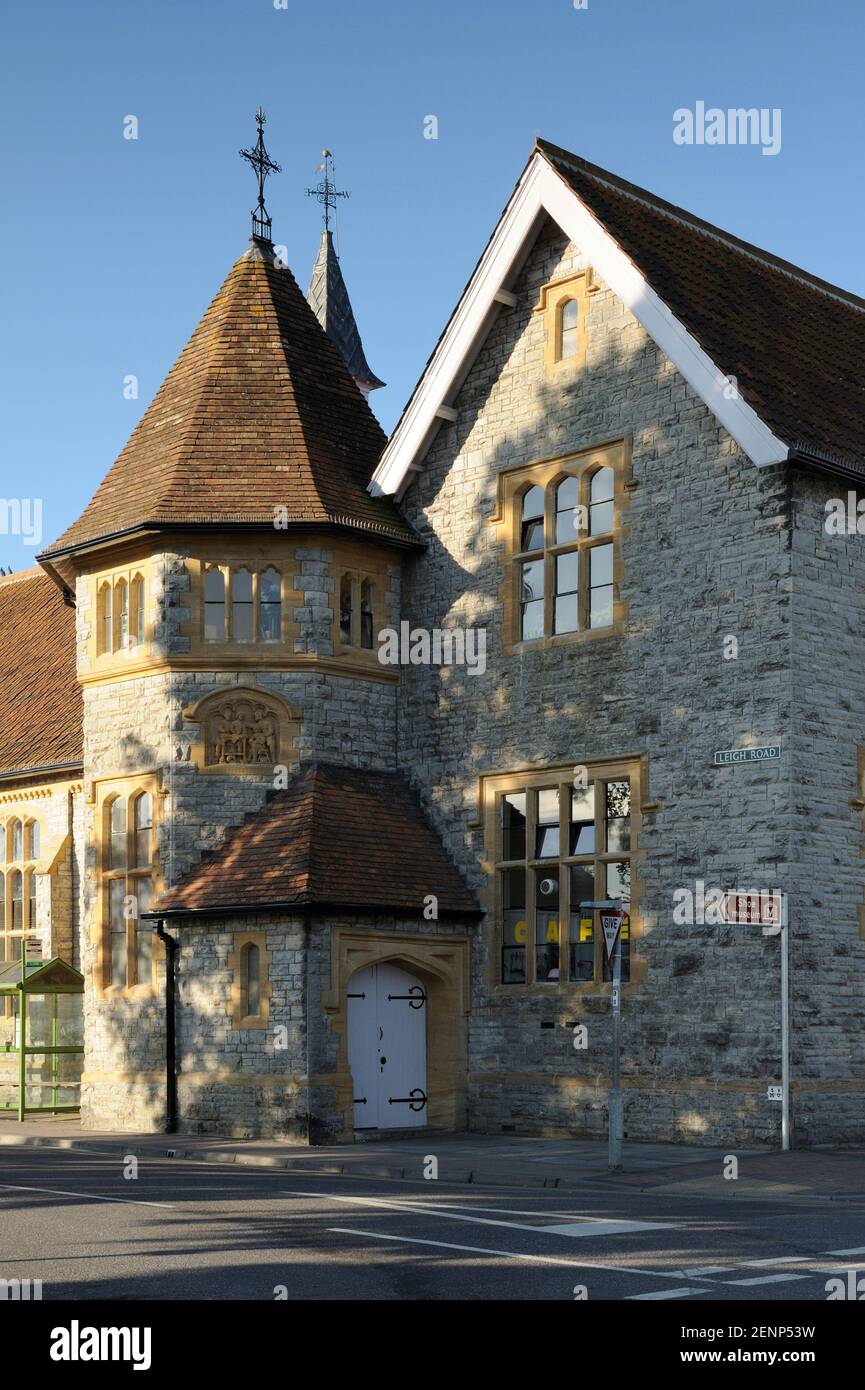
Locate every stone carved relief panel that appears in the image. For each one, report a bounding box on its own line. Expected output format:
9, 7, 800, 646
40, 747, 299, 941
183, 686, 300, 775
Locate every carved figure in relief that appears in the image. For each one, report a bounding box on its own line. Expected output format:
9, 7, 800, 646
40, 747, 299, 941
207, 697, 278, 766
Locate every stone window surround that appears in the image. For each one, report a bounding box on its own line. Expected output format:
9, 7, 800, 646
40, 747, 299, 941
478, 757, 648, 998
336, 568, 384, 657
92, 565, 151, 664
0, 812, 45, 1012
227, 930, 272, 1030
200, 563, 289, 646
494, 437, 631, 654
92, 771, 164, 997
534, 268, 597, 376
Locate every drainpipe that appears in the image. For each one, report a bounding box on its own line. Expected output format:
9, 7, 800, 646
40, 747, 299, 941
153, 920, 178, 1133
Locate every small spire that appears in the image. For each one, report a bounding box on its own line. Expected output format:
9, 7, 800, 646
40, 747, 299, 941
306, 150, 350, 234
239, 108, 281, 242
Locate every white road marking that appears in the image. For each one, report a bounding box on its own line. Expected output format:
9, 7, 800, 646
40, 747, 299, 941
825, 1246, 865, 1256
740, 1254, 810, 1267
327, 1226, 688, 1273
0, 1181, 175, 1209
687, 1266, 734, 1276
540, 1220, 677, 1238
284, 1188, 676, 1239
626, 1287, 708, 1301
722, 1273, 812, 1287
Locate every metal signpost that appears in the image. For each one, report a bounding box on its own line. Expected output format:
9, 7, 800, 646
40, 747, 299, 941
582, 899, 625, 1170
720, 891, 790, 1151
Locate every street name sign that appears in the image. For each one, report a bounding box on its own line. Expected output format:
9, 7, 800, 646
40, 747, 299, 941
713, 745, 782, 766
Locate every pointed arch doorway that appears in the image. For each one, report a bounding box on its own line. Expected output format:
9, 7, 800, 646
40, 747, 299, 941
347, 962, 428, 1130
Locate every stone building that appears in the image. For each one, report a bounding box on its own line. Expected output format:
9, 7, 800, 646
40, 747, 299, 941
2, 135, 864, 1146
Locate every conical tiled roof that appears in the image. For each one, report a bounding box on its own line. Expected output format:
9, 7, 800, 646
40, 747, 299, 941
307, 230, 385, 394
43, 239, 416, 556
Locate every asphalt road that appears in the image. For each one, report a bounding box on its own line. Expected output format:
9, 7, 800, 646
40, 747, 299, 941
1, 1146, 864, 1301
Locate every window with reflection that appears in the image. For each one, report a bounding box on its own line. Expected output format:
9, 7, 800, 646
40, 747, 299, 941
495, 768, 633, 986
360, 580, 374, 650
98, 582, 113, 655
241, 942, 262, 1018
130, 575, 145, 646
204, 568, 226, 642
116, 578, 129, 649
339, 575, 353, 646
259, 568, 282, 641
511, 456, 618, 644
0, 817, 43, 1001
559, 298, 579, 361
102, 791, 155, 990
232, 569, 254, 643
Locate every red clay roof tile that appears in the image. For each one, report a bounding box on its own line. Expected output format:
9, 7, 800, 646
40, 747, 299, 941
43, 240, 418, 555
154, 762, 480, 917
0, 568, 82, 776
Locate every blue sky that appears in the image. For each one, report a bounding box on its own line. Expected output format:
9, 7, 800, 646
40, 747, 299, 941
1, 0, 862, 569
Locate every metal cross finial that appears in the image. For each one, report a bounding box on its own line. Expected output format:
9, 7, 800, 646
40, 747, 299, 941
306, 149, 350, 234
239, 108, 281, 241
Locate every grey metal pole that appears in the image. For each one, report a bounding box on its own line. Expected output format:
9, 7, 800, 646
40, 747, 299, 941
781, 919, 790, 1151
609, 937, 623, 1170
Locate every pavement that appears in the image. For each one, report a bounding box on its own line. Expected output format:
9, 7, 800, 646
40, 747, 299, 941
2, 1117, 865, 1202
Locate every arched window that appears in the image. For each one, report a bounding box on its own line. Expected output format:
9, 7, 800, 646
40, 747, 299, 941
10, 871, 22, 932
339, 574, 353, 646
520, 485, 545, 552
232, 569, 253, 642
109, 797, 126, 870
518, 487, 545, 642
589, 466, 614, 535
26, 820, 40, 861
560, 298, 579, 361
98, 582, 113, 655
555, 476, 581, 544
115, 578, 129, 649
259, 567, 281, 642
204, 568, 226, 642
241, 942, 261, 1018
27, 871, 36, 931
360, 580, 374, 650
132, 792, 152, 868
101, 783, 156, 991
10, 819, 22, 863
508, 449, 620, 645
130, 574, 145, 646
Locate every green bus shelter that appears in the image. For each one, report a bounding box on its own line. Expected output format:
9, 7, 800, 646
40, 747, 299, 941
0, 957, 84, 1120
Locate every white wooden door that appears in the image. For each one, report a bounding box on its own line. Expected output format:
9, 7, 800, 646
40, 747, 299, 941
347, 963, 427, 1130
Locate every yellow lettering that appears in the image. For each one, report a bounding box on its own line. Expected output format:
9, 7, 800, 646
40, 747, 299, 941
514, 920, 528, 943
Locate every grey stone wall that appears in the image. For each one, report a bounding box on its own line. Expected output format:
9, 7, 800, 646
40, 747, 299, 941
397, 217, 797, 1147
76, 538, 402, 1132
784, 465, 865, 1144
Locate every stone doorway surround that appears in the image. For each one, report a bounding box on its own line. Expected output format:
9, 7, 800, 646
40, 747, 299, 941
321, 928, 470, 1142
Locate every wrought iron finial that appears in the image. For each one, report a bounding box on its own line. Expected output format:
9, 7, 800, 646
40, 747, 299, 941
239, 108, 281, 241
306, 149, 350, 234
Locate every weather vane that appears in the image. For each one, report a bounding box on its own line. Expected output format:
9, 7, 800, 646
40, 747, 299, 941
239, 108, 281, 240
306, 150, 350, 234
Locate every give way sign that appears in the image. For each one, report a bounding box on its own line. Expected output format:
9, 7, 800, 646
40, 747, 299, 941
600, 909, 625, 963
